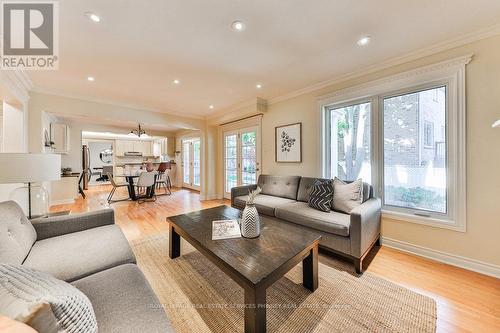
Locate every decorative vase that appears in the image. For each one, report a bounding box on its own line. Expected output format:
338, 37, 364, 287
241, 203, 260, 238
10, 184, 49, 219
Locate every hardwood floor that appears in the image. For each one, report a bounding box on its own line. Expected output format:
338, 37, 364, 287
51, 185, 500, 333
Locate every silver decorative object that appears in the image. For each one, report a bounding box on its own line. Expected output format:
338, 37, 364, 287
241, 186, 262, 238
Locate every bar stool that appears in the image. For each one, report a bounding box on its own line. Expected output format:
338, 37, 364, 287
156, 162, 171, 195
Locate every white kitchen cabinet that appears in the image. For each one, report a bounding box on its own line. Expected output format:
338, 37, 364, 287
153, 140, 162, 157
50, 123, 70, 154
115, 139, 154, 156
137, 141, 152, 156
115, 140, 134, 156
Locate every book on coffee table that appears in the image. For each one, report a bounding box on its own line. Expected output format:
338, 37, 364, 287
212, 219, 241, 240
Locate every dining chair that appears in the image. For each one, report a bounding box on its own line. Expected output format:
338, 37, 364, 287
102, 165, 114, 181
78, 171, 86, 199
135, 171, 157, 203
107, 172, 129, 203
155, 162, 171, 195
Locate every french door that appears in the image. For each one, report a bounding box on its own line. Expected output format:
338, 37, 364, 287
224, 127, 260, 198
182, 138, 201, 190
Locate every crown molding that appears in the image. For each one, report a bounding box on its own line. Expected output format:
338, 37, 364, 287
205, 97, 264, 121
31, 86, 205, 120
317, 53, 473, 105
268, 23, 500, 105
0, 70, 33, 104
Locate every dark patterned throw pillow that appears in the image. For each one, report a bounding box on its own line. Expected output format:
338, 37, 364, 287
308, 179, 333, 212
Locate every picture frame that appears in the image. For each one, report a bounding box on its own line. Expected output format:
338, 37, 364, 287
275, 122, 302, 162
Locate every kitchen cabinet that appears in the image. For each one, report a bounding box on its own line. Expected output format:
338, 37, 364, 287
50, 123, 70, 154
153, 140, 162, 157
115, 140, 154, 156
115, 140, 134, 156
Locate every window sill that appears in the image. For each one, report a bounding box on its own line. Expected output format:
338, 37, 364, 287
382, 210, 466, 232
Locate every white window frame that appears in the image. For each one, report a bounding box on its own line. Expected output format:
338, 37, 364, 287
319, 55, 471, 232
323, 99, 374, 183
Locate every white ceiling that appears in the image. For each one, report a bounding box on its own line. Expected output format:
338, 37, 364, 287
29, 0, 500, 117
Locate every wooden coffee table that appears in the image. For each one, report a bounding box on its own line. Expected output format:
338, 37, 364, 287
167, 205, 321, 333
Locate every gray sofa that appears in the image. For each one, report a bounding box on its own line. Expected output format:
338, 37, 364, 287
231, 175, 381, 273
0, 201, 173, 332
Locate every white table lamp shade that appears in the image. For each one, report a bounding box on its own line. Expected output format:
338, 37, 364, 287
0, 153, 61, 183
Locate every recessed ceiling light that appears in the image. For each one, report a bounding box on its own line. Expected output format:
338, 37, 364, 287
173, 79, 180, 85
209, 105, 214, 109
231, 20, 245, 32
256, 83, 262, 89
357, 36, 371, 46
87, 76, 95, 82
85, 12, 101, 23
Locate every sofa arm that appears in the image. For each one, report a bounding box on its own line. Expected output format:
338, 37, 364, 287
230, 184, 258, 207
349, 198, 381, 258
32, 209, 115, 241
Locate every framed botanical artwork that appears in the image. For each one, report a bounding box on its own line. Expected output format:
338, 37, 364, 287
275, 122, 302, 162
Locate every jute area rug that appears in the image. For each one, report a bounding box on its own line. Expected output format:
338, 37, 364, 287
131, 234, 436, 333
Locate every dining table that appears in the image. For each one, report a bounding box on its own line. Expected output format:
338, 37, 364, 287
117, 173, 157, 201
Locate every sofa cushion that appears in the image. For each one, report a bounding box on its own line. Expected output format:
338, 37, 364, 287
332, 178, 363, 214
0, 264, 97, 333
72, 264, 174, 333
275, 202, 350, 237
362, 182, 372, 202
308, 179, 333, 212
257, 175, 301, 200
0, 201, 37, 265
297, 177, 326, 202
233, 194, 296, 216
23, 225, 136, 282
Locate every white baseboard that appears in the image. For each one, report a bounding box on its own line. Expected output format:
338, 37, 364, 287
381, 236, 500, 279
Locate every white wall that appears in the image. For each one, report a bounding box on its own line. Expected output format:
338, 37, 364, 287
0, 101, 28, 204
2, 102, 24, 152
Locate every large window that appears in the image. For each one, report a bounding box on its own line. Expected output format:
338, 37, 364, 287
321, 55, 469, 231
326, 101, 371, 183
383, 86, 447, 214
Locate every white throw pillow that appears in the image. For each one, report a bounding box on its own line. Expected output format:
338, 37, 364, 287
0, 264, 97, 333
332, 178, 363, 213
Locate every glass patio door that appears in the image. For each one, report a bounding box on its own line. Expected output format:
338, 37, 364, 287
182, 138, 201, 190
224, 127, 260, 198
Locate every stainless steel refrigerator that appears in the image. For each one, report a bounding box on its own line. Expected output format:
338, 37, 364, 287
82, 145, 90, 190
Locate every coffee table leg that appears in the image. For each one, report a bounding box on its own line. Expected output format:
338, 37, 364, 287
303, 243, 318, 291
169, 224, 180, 259
244, 287, 266, 333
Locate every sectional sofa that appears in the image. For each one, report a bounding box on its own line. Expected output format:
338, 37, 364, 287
231, 175, 381, 273
0, 201, 173, 332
